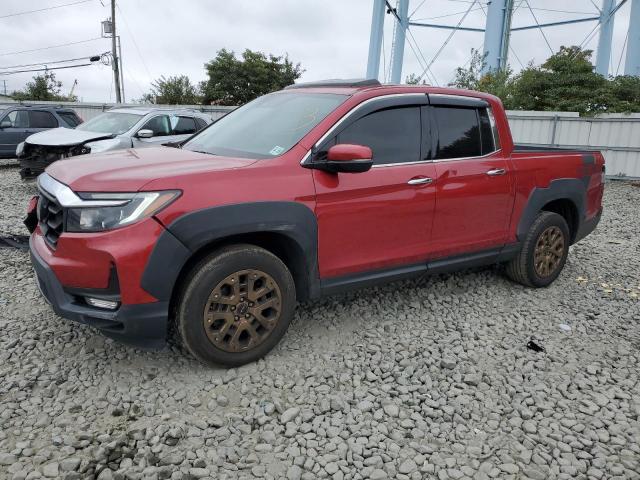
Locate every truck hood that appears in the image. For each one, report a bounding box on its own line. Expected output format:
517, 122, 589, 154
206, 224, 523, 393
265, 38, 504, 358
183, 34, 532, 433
46, 147, 259, 192
26, 127, 115, 147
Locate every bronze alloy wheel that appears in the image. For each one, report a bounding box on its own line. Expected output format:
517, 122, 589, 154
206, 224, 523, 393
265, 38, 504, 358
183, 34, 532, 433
203, 269, 282, 353
533, 226, 565, 278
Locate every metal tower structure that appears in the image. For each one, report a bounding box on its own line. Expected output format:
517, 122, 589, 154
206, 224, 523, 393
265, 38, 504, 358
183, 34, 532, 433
625, 0, 640, 75
365, 0, 637, 82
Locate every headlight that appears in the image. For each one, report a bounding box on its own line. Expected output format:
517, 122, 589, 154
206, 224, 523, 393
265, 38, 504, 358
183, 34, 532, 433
66, 190, 180, 232
84, 139, 120, 153
16, 142, 25, 157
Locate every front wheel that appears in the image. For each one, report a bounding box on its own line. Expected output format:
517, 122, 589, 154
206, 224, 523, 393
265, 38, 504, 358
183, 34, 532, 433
175, 245, 296, 367
505, 211, 570, 288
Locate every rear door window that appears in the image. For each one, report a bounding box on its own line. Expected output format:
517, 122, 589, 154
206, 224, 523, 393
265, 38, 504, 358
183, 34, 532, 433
432, 106, 481, 159
171, 116, 197, 135
29, 111, 58, 128
336, 107, 421, 165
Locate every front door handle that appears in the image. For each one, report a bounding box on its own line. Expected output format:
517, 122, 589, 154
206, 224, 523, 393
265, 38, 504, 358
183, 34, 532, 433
407, 177, 433, 185
486, 168, 506, 176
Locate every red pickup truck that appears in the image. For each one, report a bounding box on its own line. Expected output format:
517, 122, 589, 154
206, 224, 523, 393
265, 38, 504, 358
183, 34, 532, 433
27, 80, 604, 366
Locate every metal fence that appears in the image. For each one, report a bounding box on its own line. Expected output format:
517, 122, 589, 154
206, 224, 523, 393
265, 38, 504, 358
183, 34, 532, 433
2, 100, 639, 177
507, 111, 640, 178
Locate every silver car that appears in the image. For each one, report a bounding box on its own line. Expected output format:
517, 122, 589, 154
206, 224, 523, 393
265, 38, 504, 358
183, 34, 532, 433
17, 107, 213, 178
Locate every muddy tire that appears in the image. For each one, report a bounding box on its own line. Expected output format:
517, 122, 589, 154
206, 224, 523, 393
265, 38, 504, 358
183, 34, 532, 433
175, 245, 295, 367
505, 211, 570, 288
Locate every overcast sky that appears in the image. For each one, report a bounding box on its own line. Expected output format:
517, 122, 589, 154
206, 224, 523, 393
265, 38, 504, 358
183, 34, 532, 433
0, 0, 634, 103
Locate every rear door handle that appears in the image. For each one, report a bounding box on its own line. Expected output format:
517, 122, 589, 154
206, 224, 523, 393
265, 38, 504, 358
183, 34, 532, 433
407, 177, 433, 185
486, 168, 506, 176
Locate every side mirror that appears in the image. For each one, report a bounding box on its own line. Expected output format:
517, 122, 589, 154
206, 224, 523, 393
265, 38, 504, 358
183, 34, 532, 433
136, 129, 154, 139
0, 120, 12, 129
322, 144, 373, 173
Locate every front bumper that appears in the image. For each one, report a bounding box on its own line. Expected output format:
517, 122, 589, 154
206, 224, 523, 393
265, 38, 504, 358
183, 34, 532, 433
30, 235, 168, 349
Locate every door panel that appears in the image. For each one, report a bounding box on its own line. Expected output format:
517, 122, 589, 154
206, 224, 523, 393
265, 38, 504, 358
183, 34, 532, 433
0, 110, 29, 156
430, 155, 512, 257
314, 163, 437, 278
427, 104, 513, 257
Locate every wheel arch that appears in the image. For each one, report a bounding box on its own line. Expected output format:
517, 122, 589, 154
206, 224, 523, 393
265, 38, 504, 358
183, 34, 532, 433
141, 201, 320, 310
517, 178, 587, 245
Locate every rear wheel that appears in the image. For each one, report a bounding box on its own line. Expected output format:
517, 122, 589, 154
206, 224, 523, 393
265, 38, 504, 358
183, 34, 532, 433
505, 211, 570, 287
175, 245, 296, 367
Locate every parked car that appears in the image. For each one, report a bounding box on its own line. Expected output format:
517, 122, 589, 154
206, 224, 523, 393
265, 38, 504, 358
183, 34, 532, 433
16, 107, 213, 177
25, 79, 605, 367
0, 105, 82, 159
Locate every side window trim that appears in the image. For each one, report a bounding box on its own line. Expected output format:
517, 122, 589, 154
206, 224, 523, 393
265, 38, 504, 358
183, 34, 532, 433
313, 94, 429, 155
430, 105, 492, 162
328, 105, 423, 167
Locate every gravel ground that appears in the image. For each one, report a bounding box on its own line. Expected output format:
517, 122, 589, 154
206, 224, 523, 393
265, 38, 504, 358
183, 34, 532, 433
1, 165, 639, 480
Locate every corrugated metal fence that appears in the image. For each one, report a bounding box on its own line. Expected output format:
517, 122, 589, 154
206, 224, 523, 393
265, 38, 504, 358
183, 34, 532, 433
2, 100, 639, 177
507, 111, 640, 178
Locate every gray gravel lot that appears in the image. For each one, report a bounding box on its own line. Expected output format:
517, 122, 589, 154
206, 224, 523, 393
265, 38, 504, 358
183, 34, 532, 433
1, 164, 639, 480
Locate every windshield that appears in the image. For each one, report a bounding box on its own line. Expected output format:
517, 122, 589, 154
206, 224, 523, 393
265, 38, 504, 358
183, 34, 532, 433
76, 112, 143, 135
183, 92, 347, 159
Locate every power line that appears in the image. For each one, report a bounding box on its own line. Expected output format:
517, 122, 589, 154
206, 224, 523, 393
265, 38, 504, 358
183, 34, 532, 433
525, 0, 554, 55
0, 0, 94, 20
0, 63, 96, 76
615, 28, 629, 76
406, 28, 439, 85
416, 0, 478, 82
0, 38, 103, 57
0, 54, 106, 70
116, 2, 153, 83
412, 7, 484, 22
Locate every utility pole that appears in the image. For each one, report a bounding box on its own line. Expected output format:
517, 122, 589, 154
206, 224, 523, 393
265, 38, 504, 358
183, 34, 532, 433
110, 0, 122, 103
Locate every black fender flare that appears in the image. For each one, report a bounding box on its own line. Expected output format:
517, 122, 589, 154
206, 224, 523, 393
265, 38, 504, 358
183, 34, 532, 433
141, 201, 319, 302
516, 177, 588, 242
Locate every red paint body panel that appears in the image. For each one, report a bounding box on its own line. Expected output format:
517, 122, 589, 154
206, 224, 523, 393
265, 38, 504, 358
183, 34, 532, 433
33, 84, 604, 307
313, 163, 437, 277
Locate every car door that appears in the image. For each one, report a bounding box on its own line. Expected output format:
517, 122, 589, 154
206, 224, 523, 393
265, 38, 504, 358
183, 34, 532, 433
131, 114, 172, 147
0, 109, 30, 157
312, 96, 437, 279
427, 95, 513, 258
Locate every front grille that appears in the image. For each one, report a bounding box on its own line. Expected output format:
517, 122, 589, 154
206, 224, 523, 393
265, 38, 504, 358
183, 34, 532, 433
38, 190, 64, 248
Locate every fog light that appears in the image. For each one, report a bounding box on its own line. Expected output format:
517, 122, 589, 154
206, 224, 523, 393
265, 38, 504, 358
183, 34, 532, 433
85, 297, 119, 310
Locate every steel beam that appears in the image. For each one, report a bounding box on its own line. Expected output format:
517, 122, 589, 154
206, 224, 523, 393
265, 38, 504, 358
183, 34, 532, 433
625, 0, 640, 75
366, 0, 386, 80
481, 0, 514, 74
510, 17, 599, 31
596, 0, 616, 76
408, 21, 485, 32
390, 0, 409, 84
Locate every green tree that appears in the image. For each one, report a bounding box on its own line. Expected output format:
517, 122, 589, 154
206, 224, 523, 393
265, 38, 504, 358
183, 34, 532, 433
142, 75, 202, 105
201, 49, 303, 105
11, 71, 76, 101
141, 75, 201, 104
405, 73, 427, 85
509, 46, 611, 114
449, 49, 514, 106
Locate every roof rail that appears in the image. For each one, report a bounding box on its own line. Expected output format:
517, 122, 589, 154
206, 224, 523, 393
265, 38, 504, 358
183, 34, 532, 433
284, 79, 382, 90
